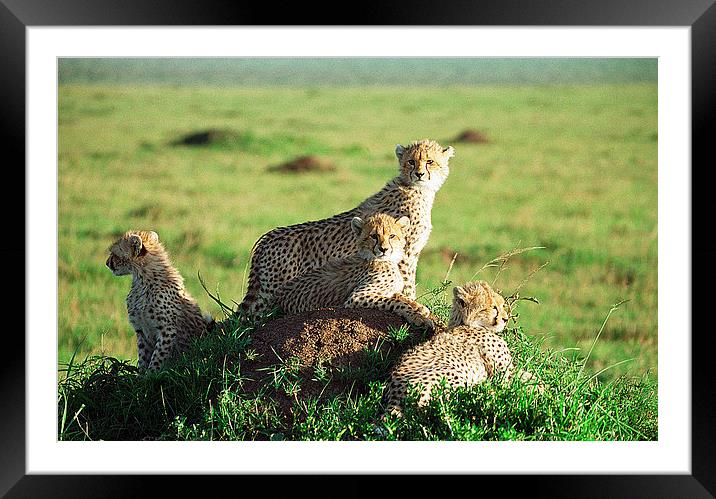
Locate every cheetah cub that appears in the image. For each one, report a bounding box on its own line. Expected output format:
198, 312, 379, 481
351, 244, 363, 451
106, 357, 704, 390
106, 230, 213, 372
240, 139, 455, 317
383, 281, 541, 417
274, 213, 433, 329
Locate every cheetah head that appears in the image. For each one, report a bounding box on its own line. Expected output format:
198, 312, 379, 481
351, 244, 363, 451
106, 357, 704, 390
106, 230, 161, 276
395, 139, 454, 191
449, 280, 509, 332
351, 213, 410, 263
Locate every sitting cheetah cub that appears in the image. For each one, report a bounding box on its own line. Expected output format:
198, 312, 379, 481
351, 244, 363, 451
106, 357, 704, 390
274, 213, 433, 329
106, 230, 213, 372
240, 139, 455, 317
383, 280, 541, 417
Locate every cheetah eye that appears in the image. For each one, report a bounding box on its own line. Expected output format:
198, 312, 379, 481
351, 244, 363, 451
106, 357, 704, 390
426, 159, 434, 165
408, 159, 415, 166
371, 234, 378, 241
389, 234, 396, 239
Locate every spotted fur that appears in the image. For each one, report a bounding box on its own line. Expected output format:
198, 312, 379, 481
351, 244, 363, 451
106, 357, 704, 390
274, 213, 433, 328
106, 230, 213, 371
383, 281, 541, 417
239, 139, 454, 317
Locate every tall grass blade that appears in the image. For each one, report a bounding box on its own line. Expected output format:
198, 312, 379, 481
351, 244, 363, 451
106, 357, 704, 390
576, 299, 631, 382
470, 245, 546, 281
198, 270, 234, 317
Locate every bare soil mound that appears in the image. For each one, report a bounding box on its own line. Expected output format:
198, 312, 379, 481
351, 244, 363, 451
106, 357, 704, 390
240, 308, 432, 415
268, 155, 336, 173
171, 128, 240, 146
454, 129, 489, 144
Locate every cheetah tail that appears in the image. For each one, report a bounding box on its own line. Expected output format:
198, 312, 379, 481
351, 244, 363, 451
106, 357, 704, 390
238, 231, 269, 313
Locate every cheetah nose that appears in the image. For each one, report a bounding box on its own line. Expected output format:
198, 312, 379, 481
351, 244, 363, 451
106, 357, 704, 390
379, 246, 388, 254
414, 172, 424, 179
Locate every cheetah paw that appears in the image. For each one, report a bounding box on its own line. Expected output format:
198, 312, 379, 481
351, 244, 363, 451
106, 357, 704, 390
412, 314, 435, 330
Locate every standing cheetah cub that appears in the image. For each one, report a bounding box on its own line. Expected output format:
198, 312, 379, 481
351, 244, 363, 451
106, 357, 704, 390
383, 281, 541, 417
274, 213, 433, 329
106, 230, 213, 372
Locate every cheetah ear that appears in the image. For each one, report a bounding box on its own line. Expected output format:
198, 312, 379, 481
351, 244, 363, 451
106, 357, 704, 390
147, 231, 159, 244
453, 285, 468, 307
396, 216, 411, 229
351, 217, 364, 235
443, 146, 455, 158
395, 144, 405, 160
128, 234, 143, 257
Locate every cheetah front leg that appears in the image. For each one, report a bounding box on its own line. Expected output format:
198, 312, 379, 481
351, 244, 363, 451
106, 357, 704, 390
398, 258, 418, 300
481, 335, 517, 380
136, 330, 153, 371
480, 335, 544, 393
382, 377, 424, 420
147, 327, 179, 371
344, 291, 434, 330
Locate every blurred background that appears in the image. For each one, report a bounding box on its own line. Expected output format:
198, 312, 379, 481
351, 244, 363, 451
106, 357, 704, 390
58, 58, 657, 381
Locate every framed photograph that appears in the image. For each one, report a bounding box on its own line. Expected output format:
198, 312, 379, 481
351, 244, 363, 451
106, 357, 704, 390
7, 0, 711, 495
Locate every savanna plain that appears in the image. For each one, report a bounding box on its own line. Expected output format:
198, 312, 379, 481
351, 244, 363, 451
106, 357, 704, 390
58, 79, 658, 441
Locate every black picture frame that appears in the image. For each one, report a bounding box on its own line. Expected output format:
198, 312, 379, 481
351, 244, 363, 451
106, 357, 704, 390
4, 0, 712, 496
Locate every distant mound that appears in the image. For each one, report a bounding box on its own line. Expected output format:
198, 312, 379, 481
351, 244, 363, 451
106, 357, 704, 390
170, 128, 241, 147
423, 246, 482, 267
454, 129, 489, 144
268, 155, 336, 174
240, 307, 433, 415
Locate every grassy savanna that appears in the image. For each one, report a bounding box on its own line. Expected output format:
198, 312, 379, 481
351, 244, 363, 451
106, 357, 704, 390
59, 82, 657, 384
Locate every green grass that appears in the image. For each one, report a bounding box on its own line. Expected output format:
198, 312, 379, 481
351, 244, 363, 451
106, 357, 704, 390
58, 287, 657, 441
58, 83, 657, 382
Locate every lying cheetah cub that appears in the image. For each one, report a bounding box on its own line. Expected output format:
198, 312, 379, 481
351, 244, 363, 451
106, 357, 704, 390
274, 213, 433, 329
106, 230, 213, 372
383, 281, 541, 416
